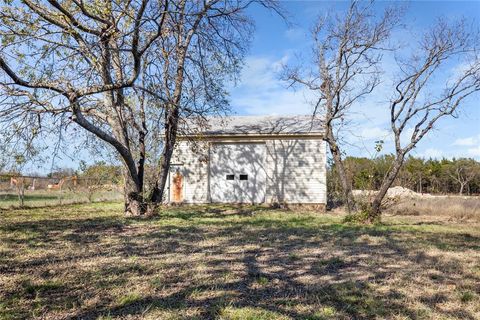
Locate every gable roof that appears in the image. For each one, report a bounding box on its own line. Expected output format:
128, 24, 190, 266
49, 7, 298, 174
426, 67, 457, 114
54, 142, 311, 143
182, 115, 324, 137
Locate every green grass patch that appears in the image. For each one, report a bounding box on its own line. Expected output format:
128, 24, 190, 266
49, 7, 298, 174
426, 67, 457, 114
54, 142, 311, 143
219, 306, 289, 320
116, 293, 143, 307
459, 290, 476, 303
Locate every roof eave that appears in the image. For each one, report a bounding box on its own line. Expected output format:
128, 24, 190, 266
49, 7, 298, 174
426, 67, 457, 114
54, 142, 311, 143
177, 132, 325, 140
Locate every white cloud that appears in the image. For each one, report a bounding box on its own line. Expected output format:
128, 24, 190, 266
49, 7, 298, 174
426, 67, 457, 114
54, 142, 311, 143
231, 55, 315, 115
453, 135, 480, 146
451, 134, 480, 159
467, 146, 480, 157
421, 148, 444, 159
449, 61, 477, 84
358, 127, 390, 141
284, 28, 306, 42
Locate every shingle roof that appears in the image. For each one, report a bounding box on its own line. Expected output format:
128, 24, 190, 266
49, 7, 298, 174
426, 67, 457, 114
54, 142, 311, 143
182, 115, 324, 136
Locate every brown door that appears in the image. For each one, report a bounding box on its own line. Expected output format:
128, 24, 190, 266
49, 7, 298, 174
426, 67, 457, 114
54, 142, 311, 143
172, 171, 183, 202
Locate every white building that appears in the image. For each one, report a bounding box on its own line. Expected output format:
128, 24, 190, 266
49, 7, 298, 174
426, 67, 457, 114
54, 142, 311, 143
167, 115, 327, 208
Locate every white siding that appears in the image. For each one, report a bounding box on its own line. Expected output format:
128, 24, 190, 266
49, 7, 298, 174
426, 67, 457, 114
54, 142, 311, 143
169, 138, 327, 205
265, 139, 326, 204
210, 143, 267, 203
168, 141, 209, 203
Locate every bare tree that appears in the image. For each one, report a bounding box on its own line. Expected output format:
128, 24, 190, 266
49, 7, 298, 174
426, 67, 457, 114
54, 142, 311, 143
448, 159, 478, 195
283, 1, 401, 212
142, 1, 275, 204
0, 0, 280, 215
369, 19, 480, 221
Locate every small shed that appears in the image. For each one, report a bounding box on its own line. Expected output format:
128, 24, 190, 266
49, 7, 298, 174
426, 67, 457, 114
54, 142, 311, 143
167, 115, 327, 208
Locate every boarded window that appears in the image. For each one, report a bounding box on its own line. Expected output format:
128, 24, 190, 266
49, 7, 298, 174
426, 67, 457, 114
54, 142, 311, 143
239, 174, 248, 181
226, 174, 235, 180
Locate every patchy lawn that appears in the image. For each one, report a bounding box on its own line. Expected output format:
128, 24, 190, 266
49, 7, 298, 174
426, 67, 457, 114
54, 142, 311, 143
0, 203, 479, 320
0, 190, 122, 209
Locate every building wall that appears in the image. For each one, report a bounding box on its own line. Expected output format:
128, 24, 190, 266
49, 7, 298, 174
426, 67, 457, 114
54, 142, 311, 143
168, 141, 209, 203
209, 142, 267, 203
265, 139, 327, 204
169, 137, 326, 204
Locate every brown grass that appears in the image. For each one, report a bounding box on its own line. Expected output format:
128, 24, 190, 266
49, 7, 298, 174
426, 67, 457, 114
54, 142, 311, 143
0, 189, 123, 209
0, 202, 479, 319
386, 196, 480, 222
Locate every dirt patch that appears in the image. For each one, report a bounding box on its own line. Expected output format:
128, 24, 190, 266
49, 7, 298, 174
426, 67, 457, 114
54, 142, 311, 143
353, 186, 431, 199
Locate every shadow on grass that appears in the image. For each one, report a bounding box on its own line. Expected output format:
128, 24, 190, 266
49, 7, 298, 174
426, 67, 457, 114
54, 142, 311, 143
1, 205, 479, 319
153, 204, 281, 221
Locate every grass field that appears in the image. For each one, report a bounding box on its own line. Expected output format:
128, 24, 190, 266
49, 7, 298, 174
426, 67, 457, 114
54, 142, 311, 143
0, 202, 479, 319
386, 196, 480, 222
0, 190, 123, 209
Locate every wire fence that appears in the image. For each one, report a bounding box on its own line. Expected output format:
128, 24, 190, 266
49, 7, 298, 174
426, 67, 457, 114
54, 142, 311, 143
0, 175, 123, 208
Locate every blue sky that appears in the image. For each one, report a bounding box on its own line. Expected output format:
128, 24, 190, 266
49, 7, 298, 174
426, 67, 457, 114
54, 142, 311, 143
230, 0, 480, 160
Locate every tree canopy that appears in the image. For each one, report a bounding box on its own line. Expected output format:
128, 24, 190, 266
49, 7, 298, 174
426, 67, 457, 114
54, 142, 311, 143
0, 0, 281, 215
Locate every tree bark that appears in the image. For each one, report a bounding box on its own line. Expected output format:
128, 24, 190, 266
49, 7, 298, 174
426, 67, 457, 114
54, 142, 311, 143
149, 106, 180, 204
369, 154, 405, 222
123, 170, 146, 216
326, 129, 356, 212
459, 183, 465, 195
149, 42, 187, 205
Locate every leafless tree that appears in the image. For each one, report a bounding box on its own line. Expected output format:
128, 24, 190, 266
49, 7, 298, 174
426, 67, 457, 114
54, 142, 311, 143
369, 19, 480, 221
448, 159, 478, 195
283, 1, 401, 212
0, 0, 281, 215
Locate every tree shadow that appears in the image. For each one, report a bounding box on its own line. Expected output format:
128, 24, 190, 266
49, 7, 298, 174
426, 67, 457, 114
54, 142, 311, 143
1, 207, 479, 319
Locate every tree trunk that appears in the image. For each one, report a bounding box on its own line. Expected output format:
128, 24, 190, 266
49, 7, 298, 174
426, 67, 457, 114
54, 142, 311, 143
327, 135, 356, 212
369, 154, 405, 222
149, 106, 180, 204
459, 182, 465, 195
123, 170, 146, 216
16, 181, 25, 207
125, 191, 146, 216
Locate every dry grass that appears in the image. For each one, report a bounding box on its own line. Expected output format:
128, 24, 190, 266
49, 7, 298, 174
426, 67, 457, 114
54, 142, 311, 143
0, 190, 123, 209
386, 196, 480, 222
0, 202, 479, 319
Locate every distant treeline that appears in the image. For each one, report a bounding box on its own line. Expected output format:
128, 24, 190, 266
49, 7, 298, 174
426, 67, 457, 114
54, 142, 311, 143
5, 157, 480, 196
1, 161, 123, 184
328, 156, 480, 195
